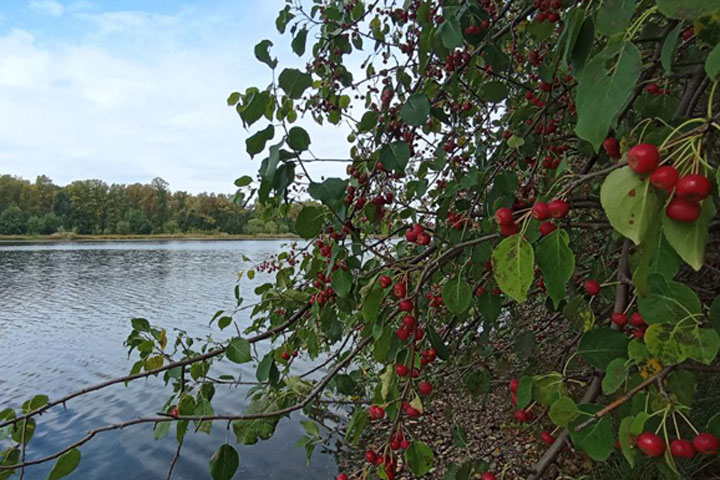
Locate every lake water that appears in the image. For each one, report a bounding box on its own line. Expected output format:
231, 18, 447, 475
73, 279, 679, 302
0, 240, 339, 479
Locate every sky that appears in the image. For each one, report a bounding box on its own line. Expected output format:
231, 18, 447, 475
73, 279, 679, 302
0, 0, 351, 194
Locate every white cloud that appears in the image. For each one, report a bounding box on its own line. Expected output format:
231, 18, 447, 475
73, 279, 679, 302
0, 4, 351, 194
29, 0, 64, 17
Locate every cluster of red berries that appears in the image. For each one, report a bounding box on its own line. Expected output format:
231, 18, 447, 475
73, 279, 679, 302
464, 20, 489, 36
627, 143, 712, 223
405, 223, 431, 245
646, 83, 671, 96
280, 349, 298, 361
611, 311, 647, 338
533, 0, 563, 23
448, 211, 472, 230
494, 198, 569, 237
368, 405, 385, 420
636, 431, 719, 458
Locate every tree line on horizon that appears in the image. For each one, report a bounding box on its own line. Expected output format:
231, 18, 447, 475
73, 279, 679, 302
0, 174, 295, 236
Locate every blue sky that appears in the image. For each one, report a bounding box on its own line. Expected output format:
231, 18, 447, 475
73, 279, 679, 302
0, 1, 350, 193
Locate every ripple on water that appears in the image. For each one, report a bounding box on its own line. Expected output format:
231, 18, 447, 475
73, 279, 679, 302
0, 240, 337, 479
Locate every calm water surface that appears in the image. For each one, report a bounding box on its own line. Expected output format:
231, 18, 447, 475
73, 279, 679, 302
0, 240, 339, 479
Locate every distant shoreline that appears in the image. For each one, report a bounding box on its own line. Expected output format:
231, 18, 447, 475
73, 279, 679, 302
0, 233, 300, 243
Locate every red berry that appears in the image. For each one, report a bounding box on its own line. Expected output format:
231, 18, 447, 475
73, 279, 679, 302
379, 275, 392, 288
365, 450, 377, 463
514, 410, 530, 422
547, 199, 569, 219
510, 391, 517, 405
170, 406, 179, 417
675, 174, 711, 202
584, 279, 601, 296
405, 228, 419, 242
400, 440, 410, 449
538, 222, 556, 236
402, 315, 416, 329
495, 207, 514, 226
398, 299, 413, 312
666, 197, 701, 223
637, 432, 666, 457
396, 364, 409, 376
509, 378, 519, 393
481, 474, 497, 480
397, 326, 410, 341
418, 381, 433, 395
649, 165, 679, 191
416, 232, 431, 245
627, 144, 660, 174
500, 222, 520, 236
531, 201, 550, 220
693, 433, 719, 455
611, 312, 628, 327
393, 283, 406, 298
603, 137, 620, 159
541, 430, 555, 445
670, 439, 695, 459
630, 312, 645, 327
415, 327, 425, 341
281, 351, 290, 360
646, 83, 660, 95
406, 406, 420, 417
337, 474, 348, 480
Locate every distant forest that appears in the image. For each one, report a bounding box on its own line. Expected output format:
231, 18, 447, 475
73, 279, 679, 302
0, 174, 294, 235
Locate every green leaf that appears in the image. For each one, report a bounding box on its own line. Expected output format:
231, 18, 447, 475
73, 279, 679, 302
533, 372, 566, 405
578, 328, 630, 371
558, 8, 585, 70
476, 290, 502, 324
442, 275, 473, 314
226, 338, 251, 364
708, 412, 720, 438
479, 81, 509, 103
571, 17, 595, 75
569, 405, 615, 461
535, 229, 575, 307
707, 43, 720, 80
232, 396, 283, 444
631, 220, 680, 297
491, 234, 534, 303
663, 198, 715, 271
575, 42, 642, 151
619, 416, 636, 466
209, 444, 239, 480
656, 0, 720, 19
278, 68, 313, 99
254, 39, 277, 69
379, 141, 411, 172
295, 206, 325, 239
47, 449, 81, 480
661, 22, 682, 72
345, 408, 368, 446
516, 376, 533, 409
287, 126, 311, 151
637, 274, 702, 325
600, 166, 662, 245
361, 284, 382, 324
234, 175, 253, 188
463, 370, 490, 398
439, 18, 463, 49
239, 90, 271, 127
597, 0, 636, 36
644, 323, 718, 366
358, 111, 380, 132
400, 94, 431, 127
256, 353, 274, 382
426, 325, 450, 361
291, 28, 308, 56
331, 268, 353, 298
602, 358, 629, 394
194, 398, 214, 434
308, 178, 348, 209
131, 317, 150, 332
246, 124, 275, 158
549, 396, 580, 427
227, 92, 241, 106
405, 441, 434, 476
154, 420, 171, 440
